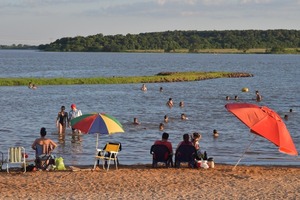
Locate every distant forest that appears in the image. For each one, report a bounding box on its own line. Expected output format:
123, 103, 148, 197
37, 30, 300, 53
4, 30, 300, 53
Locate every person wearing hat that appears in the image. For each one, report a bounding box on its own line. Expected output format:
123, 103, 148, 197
68, 104, 82, 142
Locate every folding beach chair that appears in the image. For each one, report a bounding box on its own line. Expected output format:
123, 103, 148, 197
175, 145, 196, 168
7, 147, 26, 173
94, 142, 121, 171
35, 144, 55, 170
150, 144, 173, 168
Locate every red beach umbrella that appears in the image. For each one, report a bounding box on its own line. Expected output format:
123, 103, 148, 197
225, 103, 298, 167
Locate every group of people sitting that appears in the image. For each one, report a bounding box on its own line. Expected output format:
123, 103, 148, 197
153, 132, 208, 168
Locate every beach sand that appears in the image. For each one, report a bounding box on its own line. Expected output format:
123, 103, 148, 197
1, 164, 299, 199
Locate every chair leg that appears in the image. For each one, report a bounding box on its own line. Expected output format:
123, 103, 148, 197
93, 159, 98, 170
152, 160, 158, 168
175, 161, 180, 168
106, 159, 111, 171
115, 158, 118, 170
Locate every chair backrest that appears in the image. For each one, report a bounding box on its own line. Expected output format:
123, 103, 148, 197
150, 144, 170, 161
175, 145, 196, 162
35, 144, 52, 157
8, 147, 25, 163
104, 143, 121, 153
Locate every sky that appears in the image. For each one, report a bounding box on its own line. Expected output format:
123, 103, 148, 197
1, 0, 300, 45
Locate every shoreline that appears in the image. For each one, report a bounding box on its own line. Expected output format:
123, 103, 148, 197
1, 164, 299, 199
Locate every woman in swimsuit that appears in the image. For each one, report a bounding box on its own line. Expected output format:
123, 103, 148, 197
56, 106, 69, 135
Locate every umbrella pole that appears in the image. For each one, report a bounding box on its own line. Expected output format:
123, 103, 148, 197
96, 133, 99, 149
233, 135, 257, 170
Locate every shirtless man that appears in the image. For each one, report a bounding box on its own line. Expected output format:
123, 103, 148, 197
166, 98, 174, 108
32, 127, 57, 153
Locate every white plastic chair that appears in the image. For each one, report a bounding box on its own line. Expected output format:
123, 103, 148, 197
7, 147, 26, 173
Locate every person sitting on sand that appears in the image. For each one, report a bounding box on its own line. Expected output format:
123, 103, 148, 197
141, 84, 147, 91
32, 127, 57, 151
154, 132, 173, 155
166, 98, 174, 108
32, 127, 57, 169
191, 132, 202, 158
133, 117, 141, 125
213, 129, 219, 138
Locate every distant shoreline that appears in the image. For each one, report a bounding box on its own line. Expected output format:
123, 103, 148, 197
1, 48, 300, 54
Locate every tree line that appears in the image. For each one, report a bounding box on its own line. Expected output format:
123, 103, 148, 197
37, 30, 300, 53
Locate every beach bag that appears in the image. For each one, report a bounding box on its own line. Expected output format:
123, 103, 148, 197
55, 157, 66, 170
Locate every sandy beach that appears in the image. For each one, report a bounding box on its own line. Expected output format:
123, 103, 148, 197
1, 163, 299, 200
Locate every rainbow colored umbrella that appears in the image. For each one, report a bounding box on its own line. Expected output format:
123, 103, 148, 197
70, 113, 124, 147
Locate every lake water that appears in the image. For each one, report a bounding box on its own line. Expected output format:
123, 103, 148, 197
0, 50, 299, 167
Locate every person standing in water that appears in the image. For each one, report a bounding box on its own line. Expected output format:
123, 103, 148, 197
69, 104, 83, 142
166, 98, 174, 108
56, 106, 68, 142
255, 90, 262, 102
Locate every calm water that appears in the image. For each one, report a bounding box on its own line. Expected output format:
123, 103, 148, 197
0, 50, 299, 166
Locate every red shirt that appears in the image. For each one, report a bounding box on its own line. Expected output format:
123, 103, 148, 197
154, 140, 173, 154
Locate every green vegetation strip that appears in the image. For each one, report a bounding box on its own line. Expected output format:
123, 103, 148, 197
0, 71, 253, 86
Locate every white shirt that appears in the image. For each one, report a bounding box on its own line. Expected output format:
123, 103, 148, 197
69, 109, 82, 120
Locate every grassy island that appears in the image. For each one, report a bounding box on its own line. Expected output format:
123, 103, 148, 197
0, 71, 253, 86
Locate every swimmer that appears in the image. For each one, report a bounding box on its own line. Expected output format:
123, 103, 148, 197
133, 117, 140, 125
166, 98, 174, 108
159, 123, 164, 131
213, 129, 219, 138
284, 115, 288, 120
255, 91, 262, 102
226, 96, 230, 100
159, 87, 163, 92
234, 95, 238, 100
31, 84, 37, 89
179, 101, 184, 107
181, 113, 188, 120
28, 82, 33, 89
164, 115, 169, 123
141, 84, 147, 91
